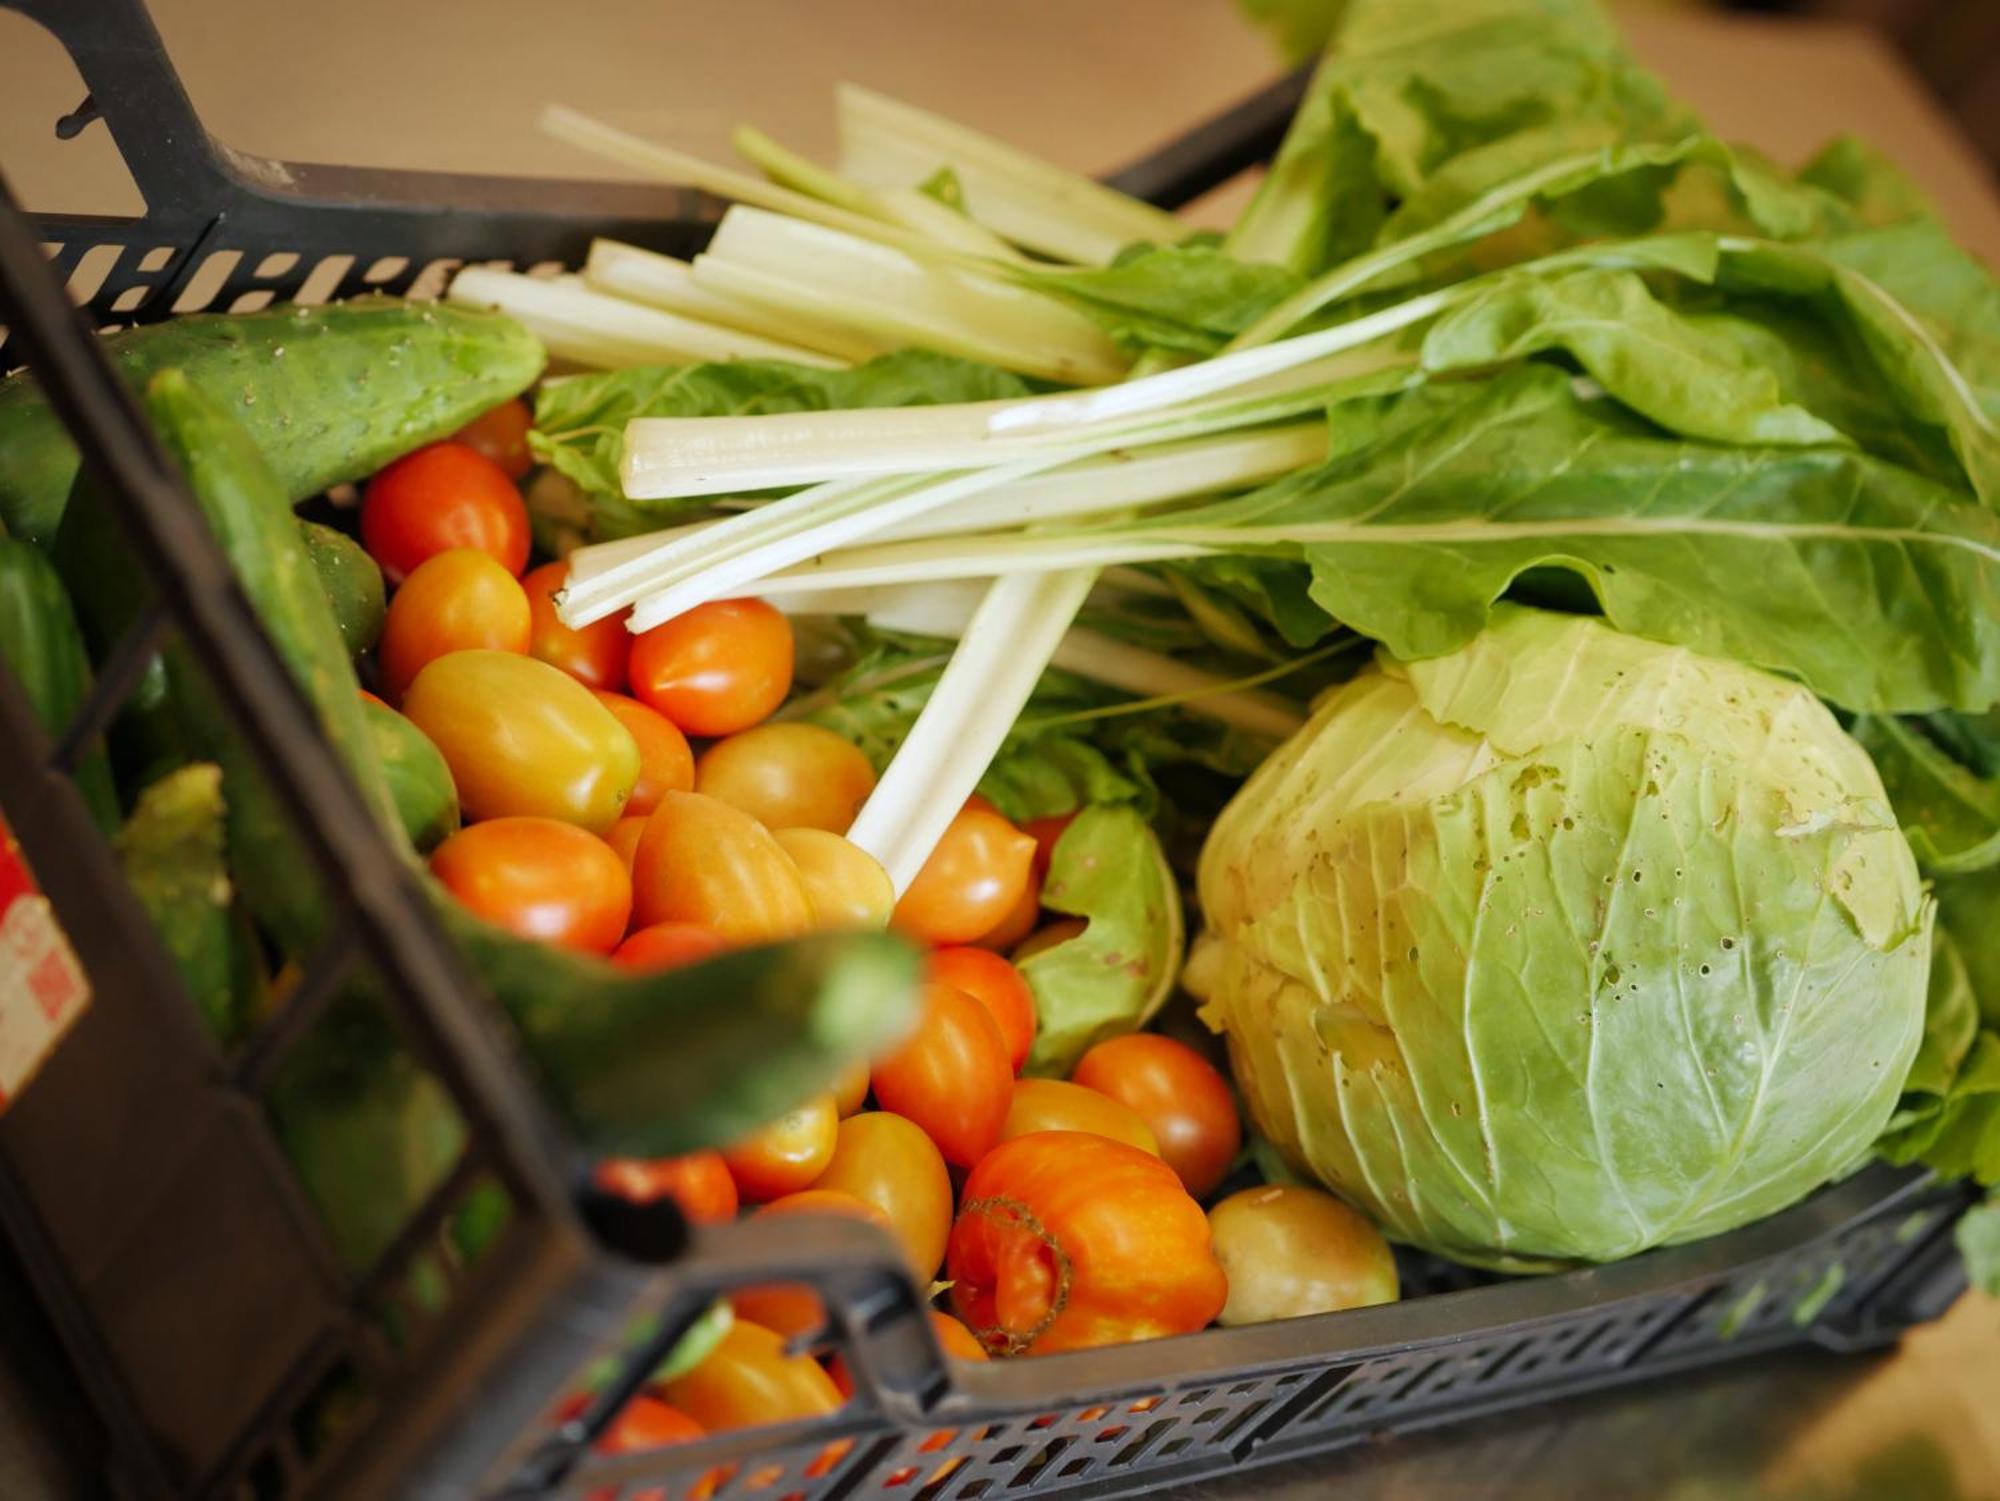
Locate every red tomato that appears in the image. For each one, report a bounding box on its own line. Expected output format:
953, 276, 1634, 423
829, 1311, 986, 1398
362, 441, 529, 582
949, 1132, 1227, 1356
628, 599, 793, 738
975, 872, 1041, 953
525, 562, 630, 692
732, 1190, 894, 1339
1022, 813, 1076, 880
592, 1151, 738, 1224
892, 805, 1036, 946
1073, 1035, 1242, 1200
926, 947, 1036, 1072
870, 983, 1011, 1169
378, 549, 531, 700
722, 1093, 839, 1202
431, 816, 631, 953
659, 1320, 844, 1433
613, 922, 730, 972
593, 693, 695, 818
552, 1391, 704, 1454
808, 1112, 953, 1277
452, 398, 535, 481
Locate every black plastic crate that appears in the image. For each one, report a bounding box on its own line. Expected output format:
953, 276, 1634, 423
0, 5, 1977, 1500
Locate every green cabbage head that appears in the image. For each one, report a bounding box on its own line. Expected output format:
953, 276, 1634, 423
1187, 607, 1931, 1270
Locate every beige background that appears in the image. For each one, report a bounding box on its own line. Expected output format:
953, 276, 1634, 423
3, 1, 1998, 260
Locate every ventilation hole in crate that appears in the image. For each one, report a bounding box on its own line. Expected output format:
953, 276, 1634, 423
1157, 1437, 1193, 1460
986, 1447, 1021, 1467
955, 1483, 989, 1499
918, 1429, 958, 1455
801, 1438, 853, 1478
1095, 1426, 1127, 1444
1027, 1414, 1059, 1430
882, 1467, 921, 1489
910, 1457, 969, 1501
231, 289, 277, 313
1109, 1420, 1174, 1468
741, 1463, 787, 1491
1228, 1380, 1260, 1396
137, 245, 175, 273
253, 251, 301, 280
172, 249, 243, 312
1128, 1397, 1161, 1414
1074, 1405, 1110, 1424
1272, 1372, 1304, 1391
1176, 1388, 1215, 1408
1058, 1457, 1094, 1480
110, 284, 150, 315
296, 254, 357, 306
403, 258, 464, 301
688, 1461, 738, 1501
1190, 1407, 1225, 1426
1212, 1399, 1269, 1454
1006, 1438, 1071, 1489
64, 244, 122, 306
362, 255, 411, 285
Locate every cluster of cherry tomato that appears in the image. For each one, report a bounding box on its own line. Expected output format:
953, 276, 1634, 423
351, 401, 1399, 1462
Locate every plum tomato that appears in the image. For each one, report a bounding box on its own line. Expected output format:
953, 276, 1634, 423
592, 1151, 738, 1224
773, 828, 895, 931
808, 1111, 953, 1278
869, 983, 1011, 1170
892, 804, 1036, 946
630, 791, 814, 943
524, 562, 630, 692
362, 441, 528, 582
431, 816, 631, 952
402, 651, 639, 831
828, 1310, 986, 1398
597, 1394, 702, 1453
612, 922, 730, 972
593, 692, 695, 817
722, 1092, 839, 1202
451, 398, 535, 481
604, 815, 648, 871
659, 1319, 844, 1433
974, 872, 1040, 952
830, 1062, 871, 1118
694, 723, 875, 834
948, 1131, 1227, 1356
1000, 1079, 1158, 1156
1073, 1034, 1242, 1200
732, 1189, 894, 1339
926, 947, 1036, 1072
378, 549, 530, 700
1206, 1184, 1398, 1326
628, 598, 793, 738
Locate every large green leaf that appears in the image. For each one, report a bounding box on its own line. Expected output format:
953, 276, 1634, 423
1850, 714, 2000, 874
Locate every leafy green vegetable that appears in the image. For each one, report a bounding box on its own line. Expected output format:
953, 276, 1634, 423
530, 351, 1035, 539
1960, 1194, 2000, 1297
1189, 608, 1931, 1268
1238, 0, 1349, 63
1850, 715, 2000, 874
1020, 806, 1185, 1076
1020, 243, 1304, 357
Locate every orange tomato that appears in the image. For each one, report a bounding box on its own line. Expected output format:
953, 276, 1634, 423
362, 442, 529, 582
524, 562, 630, 692
694, 723, 876, 833
592, 1151, 738, 1224
598, 1394, 703, 1453
451, 398, 535, 482
892, 804, 1036, 946
1073, 1035, 1242, 1200
975, 873, 1041, 952
402, 651, 639, 831
613, 922, 729, 972
809, 1112, 953, 1278
773, 828, 895, 931
629, 598, 793, 738
594, 692, 695, 817
379, 549, 531, 700
1022, 812, 1076, 879
828, 1311, 986, 1398
926, 948, 1036, 1072
870, 984, 1012, 1170
1001, 1079, 1158, 1156
430, 816, 630, 953
830, 1062, 871, 1118
722, 1093, 839, 1202
948, 1132, 1227, 1356
659, 1320, 844, 1433
732, 1190, 894, 1339
630, 792, 814, 943
604, 815, 648, 871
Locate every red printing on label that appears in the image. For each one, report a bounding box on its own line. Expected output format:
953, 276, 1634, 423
0, 817, 90, 1109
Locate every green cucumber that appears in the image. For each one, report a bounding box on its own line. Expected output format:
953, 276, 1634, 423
0, 538, 120, 830
363, 698, 459, 852
116, 762, 266, 1046
0, 297, 545, 545
301, 522, 385, 661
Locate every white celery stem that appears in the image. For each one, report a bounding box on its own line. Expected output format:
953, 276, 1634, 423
834, 84, 1187, 265
846, 569, 1098, 892
583, 240, 890, 363
446, 267, 841, 370
751, 531, 1212, 594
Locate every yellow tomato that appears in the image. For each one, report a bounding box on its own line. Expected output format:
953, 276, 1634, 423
695, 722, 877, 832
630, 791, 814, 943
1000, 1078, 1160, 1156
773, 828, 895, 930
401, 650, 639, 832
